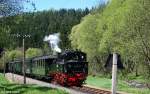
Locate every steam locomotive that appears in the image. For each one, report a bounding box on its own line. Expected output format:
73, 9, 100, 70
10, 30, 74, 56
7, 50, 88, 86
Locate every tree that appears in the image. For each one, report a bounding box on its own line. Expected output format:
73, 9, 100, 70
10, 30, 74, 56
70, 5, 107, 75
70, 0, 150, 79
7, 50, 22, 61
26, 48, 43, 58
0, 0, 35, 16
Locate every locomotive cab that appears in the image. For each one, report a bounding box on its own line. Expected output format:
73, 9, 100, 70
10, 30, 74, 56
58, 50, 88, 74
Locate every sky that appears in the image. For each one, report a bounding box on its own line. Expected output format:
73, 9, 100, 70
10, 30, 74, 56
24, 0, 108, 11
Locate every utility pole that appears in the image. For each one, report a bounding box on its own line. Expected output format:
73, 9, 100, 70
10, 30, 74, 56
22, 38, 26, 84
11, 34, 31, 84
112, 53, 117, 94
3, 51, 5, 77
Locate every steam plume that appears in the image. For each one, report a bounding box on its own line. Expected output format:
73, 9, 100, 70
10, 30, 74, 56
44, 33, 61, 53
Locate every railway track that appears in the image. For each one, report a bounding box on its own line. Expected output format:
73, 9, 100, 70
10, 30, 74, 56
71, 86, 112, 94
51, 79, 114, 94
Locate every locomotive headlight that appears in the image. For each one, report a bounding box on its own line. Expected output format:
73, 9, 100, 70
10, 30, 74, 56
81, 56, 84, 58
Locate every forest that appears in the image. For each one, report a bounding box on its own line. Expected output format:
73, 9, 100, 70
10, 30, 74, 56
0, 8, 89, 49
0, 0, 150, 81
70, 0, 150, 80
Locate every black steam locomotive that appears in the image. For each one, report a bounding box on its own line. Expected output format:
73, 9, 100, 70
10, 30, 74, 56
7, 50, 88, 86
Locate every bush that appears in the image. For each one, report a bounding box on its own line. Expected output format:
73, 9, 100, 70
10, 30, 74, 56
7, 50, 22, 61
26, 48, 43, 58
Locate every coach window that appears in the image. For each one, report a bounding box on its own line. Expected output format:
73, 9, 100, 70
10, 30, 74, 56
42, 59, 43, 68
43, 59, 45, 68
37, 60, 39, 67
38, 60, 41, 68
41, 60, 43, 68
38, 60, 39, 67
35, 61, 36, 67
40, 60, 42, 68
35, 61, 38, 67
37, 60, 38, 67
40, 60, 41, 68
41, 60, 42, 67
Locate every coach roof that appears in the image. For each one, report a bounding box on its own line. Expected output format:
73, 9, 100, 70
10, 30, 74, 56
32, 55, 57, 61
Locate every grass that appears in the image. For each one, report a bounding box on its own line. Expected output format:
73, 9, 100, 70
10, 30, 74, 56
86, 76, 150, 94
0, 73, 68, 94
120, 73, 149, 83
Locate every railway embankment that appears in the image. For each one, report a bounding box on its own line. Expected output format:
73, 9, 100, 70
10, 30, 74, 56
0, 73, 68, 94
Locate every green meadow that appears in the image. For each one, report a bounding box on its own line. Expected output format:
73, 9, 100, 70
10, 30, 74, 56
86, 76, 150, 94
0, 73, 68, 94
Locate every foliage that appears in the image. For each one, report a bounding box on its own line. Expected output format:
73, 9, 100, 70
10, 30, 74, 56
6, 50, 22, 61
26, 48, 43, 58
0, 0, 22, 16
0, 8, 89, 50
0, 49, 22, 70
0, 0, 35, 16
70, 0, 150, 79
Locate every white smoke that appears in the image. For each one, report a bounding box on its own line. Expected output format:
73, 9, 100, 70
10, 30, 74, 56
44, 33, 61, 53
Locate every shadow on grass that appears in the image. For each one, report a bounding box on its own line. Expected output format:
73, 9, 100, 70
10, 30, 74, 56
0, 84, 55, 94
